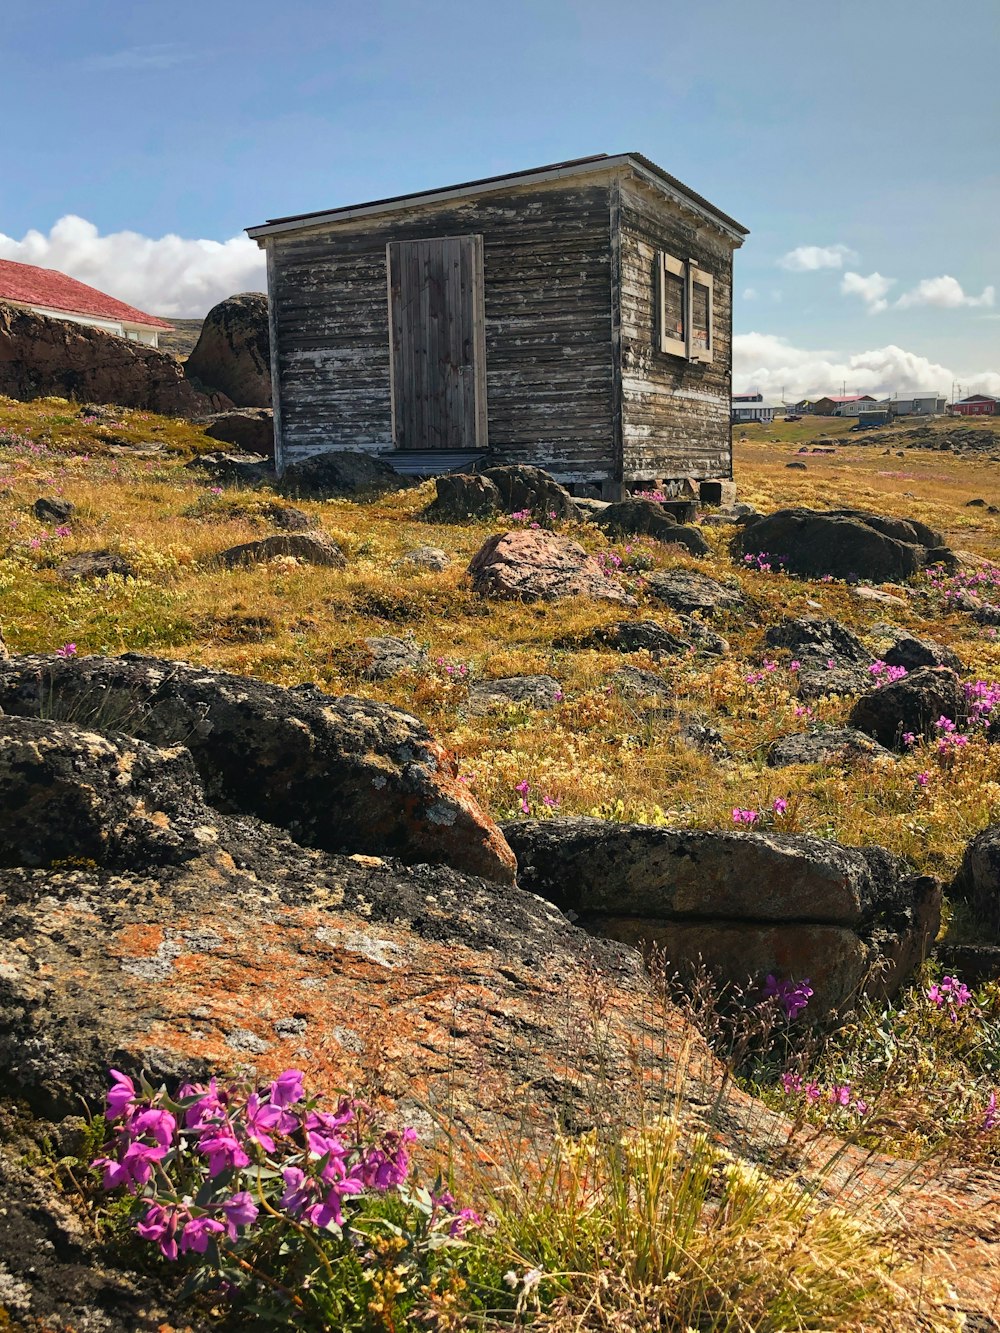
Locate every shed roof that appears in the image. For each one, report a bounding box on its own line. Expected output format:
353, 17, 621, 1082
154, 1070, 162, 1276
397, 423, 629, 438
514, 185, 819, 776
246, 153, 749, 243
0, 259, 172, 331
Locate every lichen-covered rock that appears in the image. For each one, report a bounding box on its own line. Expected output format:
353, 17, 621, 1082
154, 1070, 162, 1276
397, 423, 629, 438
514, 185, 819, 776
767, 727, 894, 768
764, 617, 872, 698
33, 496, 75, 525
738, 507, 954, 582
596, 500, 709, 555
849, 666, 967, 749
401, 545, 451, 571
185, 292, 271, 408
0, 654, 516, 885
645, 568, 743, 614
363, 635, 429, 679
884, 635, 963, 673
424, 473, 502, 521
57, 550, 135, 582
482, 464, 579, 520
503, 817, 940, 1011
0, 301, 229, 416
212, 531, 346, 569
201, 407, 275, 459
951, 824, 1000, 937
467, 674, 562, 713
281, 451, 409, 497
467, 530, 636, 605
584, 620, 693, 658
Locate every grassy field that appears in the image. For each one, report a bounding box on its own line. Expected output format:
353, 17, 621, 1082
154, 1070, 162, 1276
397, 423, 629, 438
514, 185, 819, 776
1, 395, 998, 885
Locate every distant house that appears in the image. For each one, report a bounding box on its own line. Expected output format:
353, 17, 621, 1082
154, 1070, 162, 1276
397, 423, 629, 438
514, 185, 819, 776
732, 398, 778, 423
951, 394, 998, 417
811, 394, 877, 417
0, 259, 171, 348
247, 152, 749, 495
879, 393, 947, 417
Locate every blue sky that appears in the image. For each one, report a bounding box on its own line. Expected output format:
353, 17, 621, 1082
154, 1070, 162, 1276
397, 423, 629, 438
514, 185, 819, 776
2, 0, 998, 395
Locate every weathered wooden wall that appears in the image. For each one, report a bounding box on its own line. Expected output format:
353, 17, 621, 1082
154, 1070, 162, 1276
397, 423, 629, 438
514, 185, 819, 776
617, 174, 734, 482
268, 178, 615, 481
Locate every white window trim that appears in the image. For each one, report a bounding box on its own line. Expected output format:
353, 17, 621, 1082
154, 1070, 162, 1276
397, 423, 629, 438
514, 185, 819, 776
657, 252, 714, 364
658, 252, 687, 359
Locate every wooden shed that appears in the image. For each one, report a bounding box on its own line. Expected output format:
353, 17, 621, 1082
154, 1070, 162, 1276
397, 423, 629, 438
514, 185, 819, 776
247, 153, 748, 497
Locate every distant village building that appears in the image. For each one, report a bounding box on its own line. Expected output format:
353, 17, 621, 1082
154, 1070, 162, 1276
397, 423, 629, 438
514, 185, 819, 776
811, 394, 877, 417
731, 397, 779, 423
247, 153, 748, 496
879, 393, 947, 417
0, 259, 171, 348
951, 394, 998, 417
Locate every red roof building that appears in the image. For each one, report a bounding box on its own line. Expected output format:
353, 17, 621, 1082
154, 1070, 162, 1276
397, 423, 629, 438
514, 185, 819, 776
951, 394, 997, 416
0, 259, 171, 347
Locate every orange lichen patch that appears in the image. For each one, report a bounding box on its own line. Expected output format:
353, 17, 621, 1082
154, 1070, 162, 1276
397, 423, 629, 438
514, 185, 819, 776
114, 922, 169, 957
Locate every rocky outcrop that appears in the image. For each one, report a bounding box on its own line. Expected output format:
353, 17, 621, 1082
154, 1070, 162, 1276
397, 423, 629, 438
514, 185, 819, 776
0, 301, 227, 416
201, 407, 275, 460
767, 727, 894, 768
578, 620, 693, 658
186, 450, 274, 486
281, 450, 409, 497
467, 530, 636, 604
184, 293, 271, 408
362, 635, 429, 679
645, 568, 743, 614
33, 496, 75, 525
424, 473, 502, 521
951, 825, 1000, 937
0, 654, 516, 884
738, 507, 954, 583
503, 817, 941, 1013
595, 499, 710, 555
482, 464, 579, 520
884, 635, 963, 673
848, 666, 966, 749
212, 531, 346, 569
57, 550, 135, 582
468, 674, 562, 713
764, 617, 872, 698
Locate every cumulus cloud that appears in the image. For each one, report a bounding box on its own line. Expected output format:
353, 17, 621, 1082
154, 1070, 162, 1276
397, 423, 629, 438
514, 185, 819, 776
896, 275, 995, 310
778, 244, 858, 272
733, 332, 1000, 400
0, 215, 266, 318
840, 270, 895, 314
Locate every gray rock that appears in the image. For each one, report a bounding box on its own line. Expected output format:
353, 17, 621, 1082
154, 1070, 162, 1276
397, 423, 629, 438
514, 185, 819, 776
33, 496, 75, 525
645, 568, 743, 614
677, 615, 730, 655
952, 825, 1000, 938
185, 292, 271, 408
401, 545, 451, 571
884, 636, 963, 673
213, 532, 346, 569
186, 450, 273, 486
467, 674, 562, 713
611, 665, 672, 699
425, 473, 502, 521
467, 529, 635, 605
201, 407, 274, 460
282, 451, 409, 498
57, 550, 134, 582
363, 636, 429, 679
260, 502, 314, 532
767, 727, 894, 768
0, 653, 516, 885
849, 666, 966, 749
738, 507, 953, 583
503, 817, 940, 1012
483, 464, 579, 521
589, 620, 693, 658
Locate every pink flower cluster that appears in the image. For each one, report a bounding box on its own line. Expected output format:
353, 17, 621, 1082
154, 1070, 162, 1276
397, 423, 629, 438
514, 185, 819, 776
93, 1067, 480, 1263
868, 660, 908, 683
514, 779, 559, 815
435, 656, 469, 678
732, 798, 788, 828
762, 973, 812, 1020
926, 975, 972, 1014
781, 1073, 869, 1118
742, 551, 785, 573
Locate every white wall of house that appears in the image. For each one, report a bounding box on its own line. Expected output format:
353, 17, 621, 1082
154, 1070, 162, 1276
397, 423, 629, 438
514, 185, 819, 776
8, 300, 161, 348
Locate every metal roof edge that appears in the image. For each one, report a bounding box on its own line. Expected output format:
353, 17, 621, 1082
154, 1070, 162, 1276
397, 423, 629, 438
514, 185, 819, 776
246, 152, 748, 244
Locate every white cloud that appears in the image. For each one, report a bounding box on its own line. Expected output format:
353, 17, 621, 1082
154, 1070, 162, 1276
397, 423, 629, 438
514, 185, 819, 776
896, 275, 995, 310
778, 243, 858, 272
0, 215, 266, 318
840, 270, 895, 314
733, 332, 1000, 400
742, 287, 758, 300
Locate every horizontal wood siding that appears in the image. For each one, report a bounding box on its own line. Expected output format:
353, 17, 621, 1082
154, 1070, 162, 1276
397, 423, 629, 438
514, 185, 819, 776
269, 180, 614, 481
618, 175, 734, 481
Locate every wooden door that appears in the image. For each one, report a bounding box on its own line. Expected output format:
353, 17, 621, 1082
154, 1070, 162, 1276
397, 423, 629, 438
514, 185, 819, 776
387, 235, 487, 451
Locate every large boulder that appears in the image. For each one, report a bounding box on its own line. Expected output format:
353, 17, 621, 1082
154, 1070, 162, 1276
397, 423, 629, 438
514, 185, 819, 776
467, 674, 562, 713
767, 727, 894, 768
184, 292, 271, 408
884, 635, 963, 673
424, 473, 502, 521
951, 825, 1000, 937
467, 530, 636, 604
764, 617, 872, 698
645, 568, 743, 614
281, 450, 408, 497
201, 407, 274, 460
0, 301, 227, 416
594, 499, 709, 555
738, 507, 954, 582
503, 817, 941, 1012
849, 666, 967, 749
0, 654, 516, 885
482, 464, 579, 520
212, 531, 346, 569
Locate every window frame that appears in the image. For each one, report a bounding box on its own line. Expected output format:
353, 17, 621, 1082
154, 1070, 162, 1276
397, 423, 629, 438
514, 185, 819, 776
657, 251, 714, 364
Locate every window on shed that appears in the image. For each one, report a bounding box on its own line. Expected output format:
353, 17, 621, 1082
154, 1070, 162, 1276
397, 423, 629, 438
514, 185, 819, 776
657, 253, 714, 364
